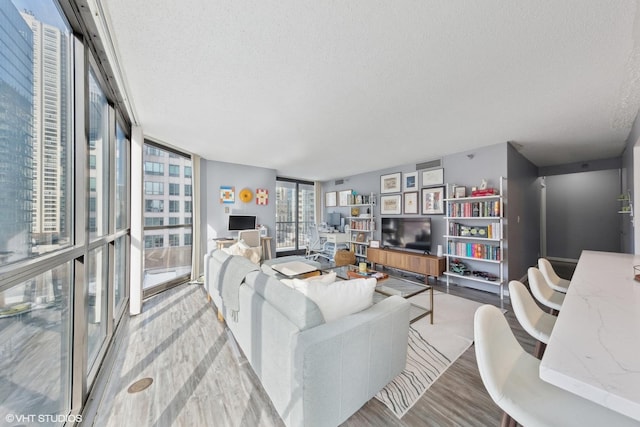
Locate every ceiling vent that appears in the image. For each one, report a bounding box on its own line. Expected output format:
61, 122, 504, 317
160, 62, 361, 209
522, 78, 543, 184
334, 179, 345, 185
416, 159, 442, 170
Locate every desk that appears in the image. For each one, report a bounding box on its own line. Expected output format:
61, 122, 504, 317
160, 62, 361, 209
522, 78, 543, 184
215, 236, 273, 260
539, 250, 640, 421
318, 232, 349, 244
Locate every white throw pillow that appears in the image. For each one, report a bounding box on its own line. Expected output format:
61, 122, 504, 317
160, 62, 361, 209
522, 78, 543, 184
222, 241, 262, 264
304, 271, 337, 284
280, 272, 336, 289
292, 277, 376, 322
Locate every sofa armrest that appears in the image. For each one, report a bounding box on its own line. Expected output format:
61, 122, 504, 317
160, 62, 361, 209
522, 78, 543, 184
287, 296, 410, 427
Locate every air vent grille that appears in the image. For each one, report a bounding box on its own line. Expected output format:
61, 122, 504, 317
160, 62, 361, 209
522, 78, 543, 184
416, 159, 442, 170
334, 179, 344, 185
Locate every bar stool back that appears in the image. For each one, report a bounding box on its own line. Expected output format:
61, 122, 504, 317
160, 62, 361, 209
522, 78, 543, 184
538, 258, 570, 293
528, 267, 565, 313
508, 280, 556, 358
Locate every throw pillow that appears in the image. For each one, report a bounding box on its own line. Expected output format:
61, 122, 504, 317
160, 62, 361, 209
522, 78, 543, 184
292, 277, 376, 322
280, 271, 337, 289
222, 241, 262, 264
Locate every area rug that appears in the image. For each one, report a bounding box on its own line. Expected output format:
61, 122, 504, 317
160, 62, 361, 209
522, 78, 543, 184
374, 292, 486, 418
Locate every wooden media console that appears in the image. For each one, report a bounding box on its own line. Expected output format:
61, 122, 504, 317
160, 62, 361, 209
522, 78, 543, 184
367, 248, 445, 285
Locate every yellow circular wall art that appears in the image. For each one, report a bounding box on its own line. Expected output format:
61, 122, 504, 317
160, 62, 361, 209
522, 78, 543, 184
239, 188, 253, 203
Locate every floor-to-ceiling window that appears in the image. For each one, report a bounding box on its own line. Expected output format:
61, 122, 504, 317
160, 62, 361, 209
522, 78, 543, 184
0, 1, 75, 421
0, 0, 131, 423
275, 178, 315, 255
142, 141, 192, 296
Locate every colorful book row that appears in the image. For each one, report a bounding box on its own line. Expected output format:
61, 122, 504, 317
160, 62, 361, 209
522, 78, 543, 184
447, 242, 501, 260
349, 220, 374, 231
448, 222, 501, 239
448, 201, 501, 217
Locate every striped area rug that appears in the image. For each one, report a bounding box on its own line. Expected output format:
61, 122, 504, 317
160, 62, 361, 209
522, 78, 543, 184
374, 292, 484, 418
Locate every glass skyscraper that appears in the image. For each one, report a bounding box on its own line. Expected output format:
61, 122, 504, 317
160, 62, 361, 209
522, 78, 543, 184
0, 1, 34, 265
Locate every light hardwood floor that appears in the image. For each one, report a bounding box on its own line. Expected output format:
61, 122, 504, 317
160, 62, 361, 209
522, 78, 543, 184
86, 276, 538, 427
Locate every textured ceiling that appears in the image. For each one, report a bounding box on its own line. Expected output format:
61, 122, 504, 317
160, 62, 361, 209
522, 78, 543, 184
100, 0, 640, 181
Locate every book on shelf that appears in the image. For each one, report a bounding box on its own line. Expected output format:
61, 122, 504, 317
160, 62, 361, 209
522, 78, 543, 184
447, 200, 500, 217
448, 222, 501, 239
471, 188, 498, 197
447, 241, 500, 261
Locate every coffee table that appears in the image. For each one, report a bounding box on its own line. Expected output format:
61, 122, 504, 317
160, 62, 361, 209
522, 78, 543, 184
272, 261, 319, 278
325, 265, 433, 324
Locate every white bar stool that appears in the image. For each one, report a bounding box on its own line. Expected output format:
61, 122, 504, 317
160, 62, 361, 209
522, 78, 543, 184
474, 304, 640, 427
538, 258, 570, 293
508, 280, 556, 359
528, 267, 565, 314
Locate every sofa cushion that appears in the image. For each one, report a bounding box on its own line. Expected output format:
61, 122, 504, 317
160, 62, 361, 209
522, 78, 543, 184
292, 278, 377, 322
244, 271, 325, 330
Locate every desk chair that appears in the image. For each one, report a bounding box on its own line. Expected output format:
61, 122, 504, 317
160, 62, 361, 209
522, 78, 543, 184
305, 224, 334, 263
538, 258, 570, 293
238, 229, 260, 247
237, 229, 263, 262
528, 267, 565, 314
508, 280, 556, 359
474, 304, 640, 427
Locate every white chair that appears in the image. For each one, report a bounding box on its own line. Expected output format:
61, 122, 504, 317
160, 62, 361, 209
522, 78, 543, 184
474, 304, 640, 427
305, 224, 334, 263
508, 280, 556, 359
238, 229, 261, 248
538, 258, 570, 293
237, 229, 263, 262
528, 267, 565, 313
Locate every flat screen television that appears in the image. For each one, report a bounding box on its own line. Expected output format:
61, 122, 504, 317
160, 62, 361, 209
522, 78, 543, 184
228, 215, 257, 231
381, 217, 431, 253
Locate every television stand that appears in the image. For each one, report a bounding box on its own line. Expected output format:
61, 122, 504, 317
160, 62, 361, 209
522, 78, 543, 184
367, 248, 445, 286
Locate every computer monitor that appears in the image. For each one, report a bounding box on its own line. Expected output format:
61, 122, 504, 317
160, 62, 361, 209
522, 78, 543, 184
327, 212, 341, 228
228, 215, 256, 231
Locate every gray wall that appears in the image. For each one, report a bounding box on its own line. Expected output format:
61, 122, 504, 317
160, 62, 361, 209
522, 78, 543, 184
507, 145, 540, 281
621, 111, 640, 254
203, 160, 277, 255
545, 169, 621, 260
322, 142, 511, 294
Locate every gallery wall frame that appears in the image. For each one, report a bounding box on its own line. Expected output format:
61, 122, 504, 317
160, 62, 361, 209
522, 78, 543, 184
403, 191, 419, 214
421, 186, 445, 215
380, 172, 401, 194
422, 168, 444, 187
220, 186, 235, 204
338, 189, 352, 206
380, 194, 402, 215
325, 191, 337, 207
403, 171, 418, 192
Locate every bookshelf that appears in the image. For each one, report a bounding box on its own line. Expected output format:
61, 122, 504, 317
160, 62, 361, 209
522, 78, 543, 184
346, 192, 376, 262
444, 177, 505, 299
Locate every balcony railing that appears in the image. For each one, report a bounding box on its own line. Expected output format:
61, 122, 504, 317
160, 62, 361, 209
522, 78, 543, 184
276, 221, 314, 251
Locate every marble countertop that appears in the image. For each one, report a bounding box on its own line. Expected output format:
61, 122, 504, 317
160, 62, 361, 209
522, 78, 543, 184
539, 250, 640, 421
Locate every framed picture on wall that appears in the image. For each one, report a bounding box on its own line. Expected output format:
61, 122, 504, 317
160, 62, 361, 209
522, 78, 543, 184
380, 172, 401, 194
338, 189, 352, 206
421, 186, 445, 215
422, 168, 444, 187
403, 171, 418, 191
380, 194, 402, 215
325, 191, 337, 207
403, 191, 419, 214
